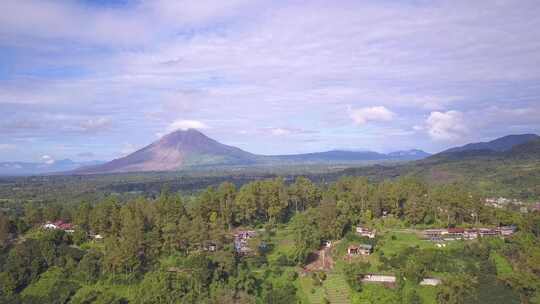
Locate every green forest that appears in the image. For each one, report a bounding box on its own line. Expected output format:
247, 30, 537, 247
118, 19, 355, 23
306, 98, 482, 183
1, 176, 540, 304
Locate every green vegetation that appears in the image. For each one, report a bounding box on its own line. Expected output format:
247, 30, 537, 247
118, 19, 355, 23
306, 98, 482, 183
0, 175, 539, 303
341, 139, 540, 200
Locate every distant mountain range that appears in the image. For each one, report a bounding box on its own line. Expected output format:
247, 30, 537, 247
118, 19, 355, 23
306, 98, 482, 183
73, 129, 431, 174
267, 149, 431, 163
2, 130, 538, 176
0, 159, 104, 176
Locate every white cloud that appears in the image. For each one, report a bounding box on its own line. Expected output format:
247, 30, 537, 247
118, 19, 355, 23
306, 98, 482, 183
426, 110, 468, 141
350, 106, 396, 126
80, 117, 112, 132
270, 128, 292, 136
120, 143, 137, 156
261, 127, 315, 136
41, 155, 55, 164
167, 119, 209, 132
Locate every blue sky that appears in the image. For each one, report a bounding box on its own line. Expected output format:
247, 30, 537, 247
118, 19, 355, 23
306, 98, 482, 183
1, 0, 539, 162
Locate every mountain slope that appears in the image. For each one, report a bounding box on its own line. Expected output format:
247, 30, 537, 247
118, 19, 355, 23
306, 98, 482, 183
76, 129, 259, 174
443, 134, 539, 153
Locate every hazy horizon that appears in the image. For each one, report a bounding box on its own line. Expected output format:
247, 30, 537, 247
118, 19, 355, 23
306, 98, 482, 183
1, 0, 540, 163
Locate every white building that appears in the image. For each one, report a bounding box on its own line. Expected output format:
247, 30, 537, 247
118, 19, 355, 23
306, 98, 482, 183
43, 222, 58, 229
356, 226, 376, 239
420, 278, 442, 286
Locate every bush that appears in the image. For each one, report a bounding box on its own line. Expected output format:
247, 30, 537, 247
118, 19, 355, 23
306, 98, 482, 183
275, 254, 291, 267
70, 287, 127, 304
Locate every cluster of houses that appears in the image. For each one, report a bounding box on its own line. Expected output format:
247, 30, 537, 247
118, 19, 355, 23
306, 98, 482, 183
423, 226, 516, 242
484, 197, 540, 214
42, 220, 104, 241
42, 220, 75, 233
345, 225, 377, 257
234, 230, 256, 255
485, 197, 524, 209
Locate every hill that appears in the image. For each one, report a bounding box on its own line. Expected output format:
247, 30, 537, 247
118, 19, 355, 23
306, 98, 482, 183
338, 136, 540, 199
442, 134, 539, 153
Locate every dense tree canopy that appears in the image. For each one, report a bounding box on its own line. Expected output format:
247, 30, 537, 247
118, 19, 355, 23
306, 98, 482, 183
0, 176, 538, 303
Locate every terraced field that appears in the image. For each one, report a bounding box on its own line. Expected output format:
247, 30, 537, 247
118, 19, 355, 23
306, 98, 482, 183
323, 272, 351, 304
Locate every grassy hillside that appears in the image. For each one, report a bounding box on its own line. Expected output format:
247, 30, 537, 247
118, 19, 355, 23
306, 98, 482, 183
338, 140, 540, 199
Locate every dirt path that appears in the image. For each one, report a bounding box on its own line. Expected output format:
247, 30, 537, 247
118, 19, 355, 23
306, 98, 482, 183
304, 241, 339, 272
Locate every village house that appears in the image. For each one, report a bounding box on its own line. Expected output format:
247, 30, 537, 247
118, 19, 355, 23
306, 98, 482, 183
496, 225, 516, 236
445, 227, 465, 240
462, 229, 477, 240
203, 242, 218, 252
42, 220, 74, 233
43, 222, 58, 229
424, 229, 447, 240
362, 274, 396, 283
91, 234, 104, 241
234, 230, 257, 255
235, 230, 256, 239
356, 226, 376, 239
347, 244, 373, 256
420, 278, 442, 286
478, 228, 498, 237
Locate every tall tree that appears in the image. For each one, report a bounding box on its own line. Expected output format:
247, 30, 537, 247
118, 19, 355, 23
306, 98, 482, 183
262, 178, 289, 223
291, 209, 320, 264
73, 201, 92, 232
217, 182, 236, 230
235, 183, 259, 225
0, 212, 10, 248
289, 177, 320, 213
